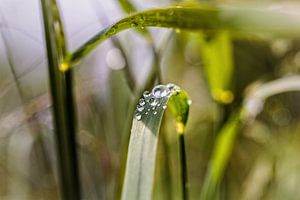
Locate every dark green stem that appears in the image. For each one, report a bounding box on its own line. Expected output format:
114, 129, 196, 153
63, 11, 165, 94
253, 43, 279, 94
179, 134, 188, 200
40, 0, 81, 199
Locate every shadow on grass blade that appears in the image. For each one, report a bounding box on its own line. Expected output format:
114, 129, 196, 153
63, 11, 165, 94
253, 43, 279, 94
121, 84, 190, 200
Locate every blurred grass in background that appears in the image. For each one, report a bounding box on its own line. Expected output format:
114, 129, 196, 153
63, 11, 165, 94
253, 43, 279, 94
1, 0, 300, 199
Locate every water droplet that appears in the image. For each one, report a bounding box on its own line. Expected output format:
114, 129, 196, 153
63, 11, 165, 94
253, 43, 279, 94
145, 112, 148, 115
143, 91, 151, 100
137, 104, 144, 112
149, 97, 158, 106
154, 111, 157, 115
109, 27, 116, 34
152, 85, 170, 98
188, 100, 192, 105
131, 22, 138, 27
152, 107, 156, 110
167, 83, 175, 90
135, 112, 142, 120
139, 98, 146, 106
157, 104, 161, 107
167, 83, 180, 91
163, 105, 167, 109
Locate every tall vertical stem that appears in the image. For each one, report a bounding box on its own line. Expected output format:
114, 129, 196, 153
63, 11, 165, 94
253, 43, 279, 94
40, 0, 80, 199
179, 134, 188, 200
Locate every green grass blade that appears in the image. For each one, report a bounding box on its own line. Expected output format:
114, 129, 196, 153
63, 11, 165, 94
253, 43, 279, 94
117, 0, 137, 14
64, 4, 300, 65
200, 112, 241, 200
243, 75, 300, 119
197, 31, 234, 104
200, 76, 300, 199
40, 0, 80, 199
121, 84, 190, 200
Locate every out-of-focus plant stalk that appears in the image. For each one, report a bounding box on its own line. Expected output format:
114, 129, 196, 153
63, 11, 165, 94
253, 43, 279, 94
40, 0, 81, 199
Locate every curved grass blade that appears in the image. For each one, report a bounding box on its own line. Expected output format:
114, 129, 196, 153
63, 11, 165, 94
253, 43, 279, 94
121, 84, 190, 200
201, 75, 300, 199
200, 112, 241, 200
243, 75, 300, 120
64, 4, 300, 65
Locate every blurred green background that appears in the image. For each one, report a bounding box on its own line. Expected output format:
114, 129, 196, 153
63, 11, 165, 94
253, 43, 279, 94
1, 0, 300, 199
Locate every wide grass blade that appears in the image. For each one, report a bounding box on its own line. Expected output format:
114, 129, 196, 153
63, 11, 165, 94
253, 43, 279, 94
64, 4, 300, 65
121, 84, 190, 200
40, 0, 80, 199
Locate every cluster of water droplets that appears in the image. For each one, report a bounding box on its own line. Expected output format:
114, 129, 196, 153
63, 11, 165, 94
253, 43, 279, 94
134, 84, 181, 121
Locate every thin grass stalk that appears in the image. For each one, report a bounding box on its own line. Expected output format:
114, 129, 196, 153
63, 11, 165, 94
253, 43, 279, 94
88, 0, 137, 93
179, 134, 188, 200
0, 29, 25, 103
40, 0, 80, 199
0, 24, 57, 196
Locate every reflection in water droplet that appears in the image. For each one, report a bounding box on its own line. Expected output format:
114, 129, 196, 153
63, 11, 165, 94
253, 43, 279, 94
134, 83, 187, 119
137, 104, 144, 112
152, 85, 170, 98
135, 112, 142, 120
143, 91, 151, 100
139, 98, 146, 106
149, 98, 158, 106
167, 83, 180, 92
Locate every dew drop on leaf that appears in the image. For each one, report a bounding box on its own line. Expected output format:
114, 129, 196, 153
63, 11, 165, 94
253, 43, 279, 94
149, 97, 158, 106
137, 104, 144, 112
143, 91, 151, 100
152, 85, 170, 98
139, 98, 146, 106
135, 112, 142, 120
